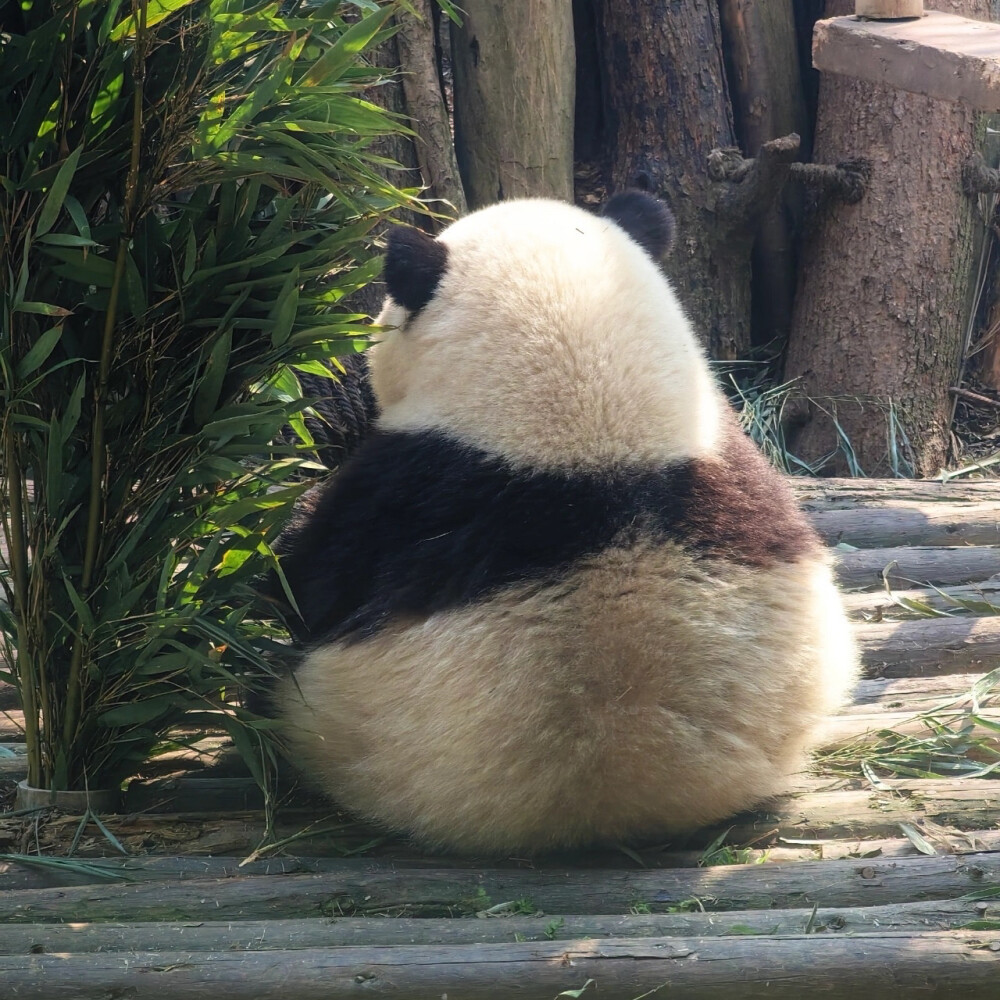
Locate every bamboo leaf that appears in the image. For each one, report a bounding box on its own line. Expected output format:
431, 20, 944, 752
194, 328, 234, 427
109, 0, 201, 40
36, 146, 82, 236
15, 325, 63, 378
269, 266, 299, 347
300, 6, 395, 87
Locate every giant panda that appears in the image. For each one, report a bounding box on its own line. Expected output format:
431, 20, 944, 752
272, 191, 859, 855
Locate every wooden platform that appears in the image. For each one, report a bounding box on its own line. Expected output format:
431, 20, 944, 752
2, 476, 1000, 997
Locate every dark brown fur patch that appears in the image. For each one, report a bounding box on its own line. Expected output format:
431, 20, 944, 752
271, 419, 821, 643
683, 416, 821, 567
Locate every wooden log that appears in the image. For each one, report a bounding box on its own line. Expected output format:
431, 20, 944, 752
730, 779, 1000, 843
593, 0, 751, 360
786, 2, 997, 475
717, 0, 808, 349
856, 617, 1000, 677
2, 932, 998, 999
3, 852, 1000, 923
1, 897, 995, 955
821, 709, 1000, 746
790, 477, 1000, 507
810, 502, 1000, 548
848, 672, 988, 709
807, 827, 1000, 860
836, 546, 1000, 591
843, 585, 1000, 620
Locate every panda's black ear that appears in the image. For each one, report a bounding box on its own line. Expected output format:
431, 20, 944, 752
600, 191, 675, 260
383, 226, 449, 314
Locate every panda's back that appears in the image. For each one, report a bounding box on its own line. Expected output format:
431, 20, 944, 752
275, 416, 855, 853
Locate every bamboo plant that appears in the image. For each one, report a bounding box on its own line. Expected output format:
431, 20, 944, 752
0, 0, 419, 792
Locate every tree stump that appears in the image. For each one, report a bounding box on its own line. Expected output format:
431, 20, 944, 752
784, 0, 1000, 476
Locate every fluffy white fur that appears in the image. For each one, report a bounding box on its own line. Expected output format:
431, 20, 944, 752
369, 199, 723, 471
277, 197, 859, 854
280, 547, 855, 853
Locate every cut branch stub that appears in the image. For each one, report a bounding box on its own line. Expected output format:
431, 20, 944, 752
708, 133, 801, 230
962, 152, 1000, 196
790, 158, 871, 204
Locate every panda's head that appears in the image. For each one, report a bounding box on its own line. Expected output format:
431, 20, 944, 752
369, 193, 723, 471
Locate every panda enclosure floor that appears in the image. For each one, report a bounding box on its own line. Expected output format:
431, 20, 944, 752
3, 477, 1000, 996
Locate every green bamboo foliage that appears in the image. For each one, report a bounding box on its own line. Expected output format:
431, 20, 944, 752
0, 0, 420, 790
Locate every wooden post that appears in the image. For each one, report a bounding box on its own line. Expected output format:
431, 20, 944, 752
856, 1, 924, 17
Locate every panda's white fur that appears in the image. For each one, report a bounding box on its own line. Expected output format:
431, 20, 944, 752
370, 198, 722, 470
274, 195, 859, 855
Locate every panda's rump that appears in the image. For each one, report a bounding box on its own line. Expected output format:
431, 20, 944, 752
279, 538, 854, 852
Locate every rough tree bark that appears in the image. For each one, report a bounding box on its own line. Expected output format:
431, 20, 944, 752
719, 0, 809, 349
396, 1, 467, 220
784, 0, 1000, 476
450, 0, 575, 208
592, 0, 796, 360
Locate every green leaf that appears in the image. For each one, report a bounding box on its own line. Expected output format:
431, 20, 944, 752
193, 328, 233, 426
14, 301, 72, 317
300, 6, 395, 87
98, 695, 184, 729
109, 0, 201, 40
269, 266, 299, 347
556, 981, 595, 999
36, 146, 83, 236
15, 326, 63, 379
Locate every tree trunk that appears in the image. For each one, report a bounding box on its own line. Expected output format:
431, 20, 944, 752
396, 1, 467, 220
450, 0, 575, 208
719, 0, 809, 349
784, 0, 1000, 476
593, 0, 752, 359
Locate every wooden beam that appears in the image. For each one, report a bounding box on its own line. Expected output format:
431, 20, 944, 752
856, 616, 1000, 677
835, 545, 1000, 590
0, 898, 993, 954
813, 11, 1000, 112
1, 932, 997, 999
3, 851, 1000, 923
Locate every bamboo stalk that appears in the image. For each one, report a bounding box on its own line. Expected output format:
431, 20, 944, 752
63, 0, 149, 765
2, 431, 40, 787
1, 932, 996, 999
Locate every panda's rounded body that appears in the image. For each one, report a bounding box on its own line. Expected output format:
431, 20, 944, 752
274, 194, 858, 854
